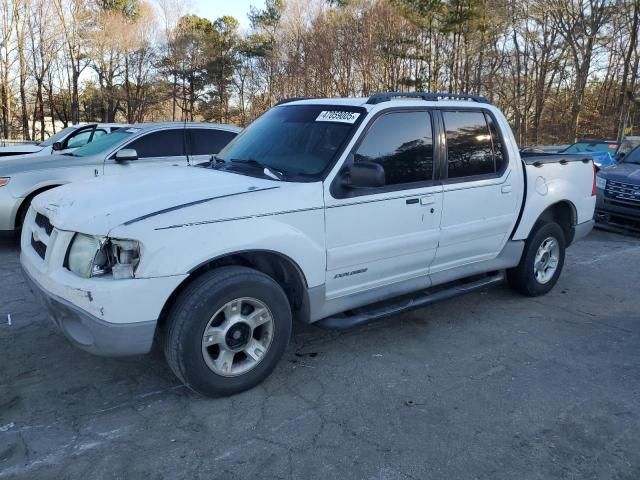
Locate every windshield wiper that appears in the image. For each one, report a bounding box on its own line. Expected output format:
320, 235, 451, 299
208, 154, 225, 169
230, 158, 286, 180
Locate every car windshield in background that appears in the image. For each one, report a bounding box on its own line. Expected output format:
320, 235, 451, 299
622, 146, 640, 164
217, 105, 366, 180
70, 129, 137, 157
563, 142, 616, 154
39, 126, 77, 146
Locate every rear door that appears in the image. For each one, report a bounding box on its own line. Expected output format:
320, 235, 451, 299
104, 128, 188, 174
324, 109, 443, 301
429, 109, 519, 273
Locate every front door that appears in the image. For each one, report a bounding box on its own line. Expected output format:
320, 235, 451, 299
324, 110, 443, 303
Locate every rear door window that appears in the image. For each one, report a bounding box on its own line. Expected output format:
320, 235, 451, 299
189, 128, 237, 155
443, 111, 495, 179
125, 129, 186, 158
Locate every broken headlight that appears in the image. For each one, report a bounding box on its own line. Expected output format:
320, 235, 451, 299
66, 234, 140, 279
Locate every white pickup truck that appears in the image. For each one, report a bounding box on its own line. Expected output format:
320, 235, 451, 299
20, 93, 596, 396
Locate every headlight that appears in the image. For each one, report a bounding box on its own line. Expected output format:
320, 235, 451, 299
595, 176, 607, 190
0, 177, 9, 187
66, 234, 140, 279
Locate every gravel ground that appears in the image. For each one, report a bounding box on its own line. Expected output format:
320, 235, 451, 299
1, 230, 639, 480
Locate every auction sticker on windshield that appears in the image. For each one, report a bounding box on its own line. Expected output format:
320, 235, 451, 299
315, 111, 360, 124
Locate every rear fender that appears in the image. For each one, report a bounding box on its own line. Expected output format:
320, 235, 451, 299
512, 161, 595, 240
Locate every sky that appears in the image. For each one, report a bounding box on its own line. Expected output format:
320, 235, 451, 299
191, 0, 261, 29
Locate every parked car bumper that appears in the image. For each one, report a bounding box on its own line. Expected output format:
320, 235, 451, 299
23, 266, 158, 356
0, 186, 20, 231
595, 194, 640, 231
20, 207, 187, 356
571, 219, 595, 244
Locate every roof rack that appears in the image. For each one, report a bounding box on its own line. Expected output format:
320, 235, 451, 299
366, 92, 491, 105
274, 97, 317, 106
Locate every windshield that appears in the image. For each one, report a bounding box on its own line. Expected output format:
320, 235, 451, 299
622, 146, 640, 164
39, 126, 77, 146
217, 104, 365, 179
564, 142, 617, 154
70, 129, 137, 157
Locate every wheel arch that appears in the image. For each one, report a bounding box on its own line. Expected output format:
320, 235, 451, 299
157, 249, 311, 329
531, 200, 577, 245
15, 184, 63, 229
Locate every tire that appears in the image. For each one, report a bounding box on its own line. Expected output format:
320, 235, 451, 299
163, 266, 292, 397
507, 222, 566, 297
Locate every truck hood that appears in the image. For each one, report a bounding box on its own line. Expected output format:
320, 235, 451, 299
599, 162, 640, 184
31, 166, 312, 235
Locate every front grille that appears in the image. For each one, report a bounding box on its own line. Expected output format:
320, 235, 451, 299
606, 199, 640, 211
31, 235, 46, 259
35, 212, 54, 235
605, 180, 640, 203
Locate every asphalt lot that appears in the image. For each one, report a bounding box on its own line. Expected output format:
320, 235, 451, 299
1, 230, 639, 479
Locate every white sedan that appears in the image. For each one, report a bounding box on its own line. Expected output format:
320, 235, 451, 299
0, 123, 125, 159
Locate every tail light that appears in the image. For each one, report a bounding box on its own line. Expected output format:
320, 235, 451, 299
591, 163, 597, 196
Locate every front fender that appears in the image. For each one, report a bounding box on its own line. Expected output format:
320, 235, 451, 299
122, 210, 327, 288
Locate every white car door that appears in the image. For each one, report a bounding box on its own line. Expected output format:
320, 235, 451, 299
324, 110, 443, 304
429, 110, 519, 274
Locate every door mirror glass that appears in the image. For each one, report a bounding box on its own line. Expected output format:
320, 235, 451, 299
52, 141, 63, 151
346, 161, 385, 188
115, 148, 138, 162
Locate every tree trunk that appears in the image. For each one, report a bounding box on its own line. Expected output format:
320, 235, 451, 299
616, 0, 640, 141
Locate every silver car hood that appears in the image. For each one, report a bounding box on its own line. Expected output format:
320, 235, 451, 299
0, 153, 89, 175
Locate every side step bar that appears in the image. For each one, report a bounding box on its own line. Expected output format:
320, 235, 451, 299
315, 272, 505, 330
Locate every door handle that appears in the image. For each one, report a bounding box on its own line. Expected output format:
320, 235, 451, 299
420, 195, 435, 205
501, 185, 513, 194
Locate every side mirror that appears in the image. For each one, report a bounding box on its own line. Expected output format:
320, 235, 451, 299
115, 148, 138, 162
52, 141, 63, 151
344, 161, 385, 188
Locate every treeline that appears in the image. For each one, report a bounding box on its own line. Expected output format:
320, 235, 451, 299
0, 0, 638, 146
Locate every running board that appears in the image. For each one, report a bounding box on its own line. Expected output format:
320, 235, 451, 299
315, 272, 505, 330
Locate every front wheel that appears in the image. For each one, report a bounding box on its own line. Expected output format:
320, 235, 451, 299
507, 222, 566, 297
163, 266, 292, 397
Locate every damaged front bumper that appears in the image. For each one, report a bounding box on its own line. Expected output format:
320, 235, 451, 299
22, 266, 158, 356
20, 207, 187, 356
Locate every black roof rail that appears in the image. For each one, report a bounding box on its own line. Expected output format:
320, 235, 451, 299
366, 92, 491, 105
274, 97, 317, 106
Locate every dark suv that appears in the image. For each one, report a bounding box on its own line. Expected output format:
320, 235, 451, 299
595, 145, 640, 232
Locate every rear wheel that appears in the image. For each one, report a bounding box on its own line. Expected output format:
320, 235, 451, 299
507, 222, 566, 296
163, 266, 292, 397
